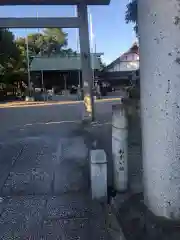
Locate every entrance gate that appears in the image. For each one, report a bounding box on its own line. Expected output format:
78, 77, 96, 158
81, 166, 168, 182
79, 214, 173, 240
0, 0, 111, 121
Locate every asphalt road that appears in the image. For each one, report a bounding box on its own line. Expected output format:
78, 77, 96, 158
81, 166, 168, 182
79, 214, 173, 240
0, 100, 118, 141
0, 99, 121, 187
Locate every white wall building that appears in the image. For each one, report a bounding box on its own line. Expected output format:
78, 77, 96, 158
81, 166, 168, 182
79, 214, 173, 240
106, 42, 139, 72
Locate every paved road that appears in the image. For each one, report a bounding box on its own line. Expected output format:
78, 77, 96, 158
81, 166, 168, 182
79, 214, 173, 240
0, 101, 118, 239
0, 100, 118, 136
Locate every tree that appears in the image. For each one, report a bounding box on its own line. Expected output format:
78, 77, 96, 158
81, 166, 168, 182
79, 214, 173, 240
1, 27, 77, 89
99, 59, 106, 70
42, 28, 68, 56
60, 48, 77, 57
0, 28, 21, 83
0, 27, 79, 100
0, 29, 20, 69
125, 0, 138, 34
16, 28, 69, 58
16, 33, 44, 57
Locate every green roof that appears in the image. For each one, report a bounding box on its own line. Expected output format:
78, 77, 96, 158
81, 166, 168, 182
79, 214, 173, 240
30, 54, 102, 71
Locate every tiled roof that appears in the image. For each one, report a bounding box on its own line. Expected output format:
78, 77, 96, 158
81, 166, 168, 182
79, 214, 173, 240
105, 42, 139, 70
30, 54, 102, 71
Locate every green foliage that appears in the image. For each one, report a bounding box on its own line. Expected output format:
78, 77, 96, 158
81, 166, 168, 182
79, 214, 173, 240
0, 29, 21, 83
15, 28, 76, 58
0, 27, 90, 89
0, 28, 70, 85
42, 28, 67, 56
125, 0, 138, 34
16, 33, 43, 57
99, 59, 106, 70
0, 29, 20, 64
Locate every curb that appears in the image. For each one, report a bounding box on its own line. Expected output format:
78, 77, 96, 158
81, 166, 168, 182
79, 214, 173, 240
0, 98, 121, 108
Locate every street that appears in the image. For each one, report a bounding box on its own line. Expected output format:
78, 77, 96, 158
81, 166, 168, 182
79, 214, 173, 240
0, 100, 118, 239
0, 100, 118, 137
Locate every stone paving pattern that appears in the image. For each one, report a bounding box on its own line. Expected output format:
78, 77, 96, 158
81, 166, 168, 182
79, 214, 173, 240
0, 121, 109, 239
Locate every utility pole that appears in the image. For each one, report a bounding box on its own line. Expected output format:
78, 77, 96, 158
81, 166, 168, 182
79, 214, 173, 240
74, 6, 81, 89
89, 11, 95, 87
25, 35, 31, 97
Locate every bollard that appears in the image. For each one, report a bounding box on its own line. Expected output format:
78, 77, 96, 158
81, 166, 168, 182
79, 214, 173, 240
112, 104, 128, 192
90, 149, 107, 202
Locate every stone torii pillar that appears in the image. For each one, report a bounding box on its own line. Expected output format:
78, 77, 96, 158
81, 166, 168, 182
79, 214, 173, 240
139, 0, 180, 220
77, 3, 95, 120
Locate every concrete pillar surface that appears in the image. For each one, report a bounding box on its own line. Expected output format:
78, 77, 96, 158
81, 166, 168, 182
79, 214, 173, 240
139, 0, 180, 219
77, 3, 95, 121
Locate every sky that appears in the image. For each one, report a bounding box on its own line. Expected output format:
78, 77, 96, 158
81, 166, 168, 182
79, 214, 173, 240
0, 0, 136, 64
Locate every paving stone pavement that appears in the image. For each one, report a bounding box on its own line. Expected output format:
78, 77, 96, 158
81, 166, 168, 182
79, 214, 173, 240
0, 123, 109, 240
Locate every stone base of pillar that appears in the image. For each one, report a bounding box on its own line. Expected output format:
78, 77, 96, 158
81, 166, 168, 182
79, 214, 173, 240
111, 192, 180, 240
82, 112, 91, 125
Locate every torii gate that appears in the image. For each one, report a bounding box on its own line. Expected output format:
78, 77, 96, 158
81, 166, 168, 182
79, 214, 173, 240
2, 0, 180, 221
0, 0, 110, 121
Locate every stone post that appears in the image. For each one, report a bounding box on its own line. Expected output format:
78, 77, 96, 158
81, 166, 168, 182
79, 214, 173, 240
139, 0, 180, 219
90, 149, 107, 202
112, 104, 128, 192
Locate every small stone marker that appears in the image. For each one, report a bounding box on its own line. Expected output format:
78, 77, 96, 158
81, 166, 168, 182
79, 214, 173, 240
90, 149, 107, 202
